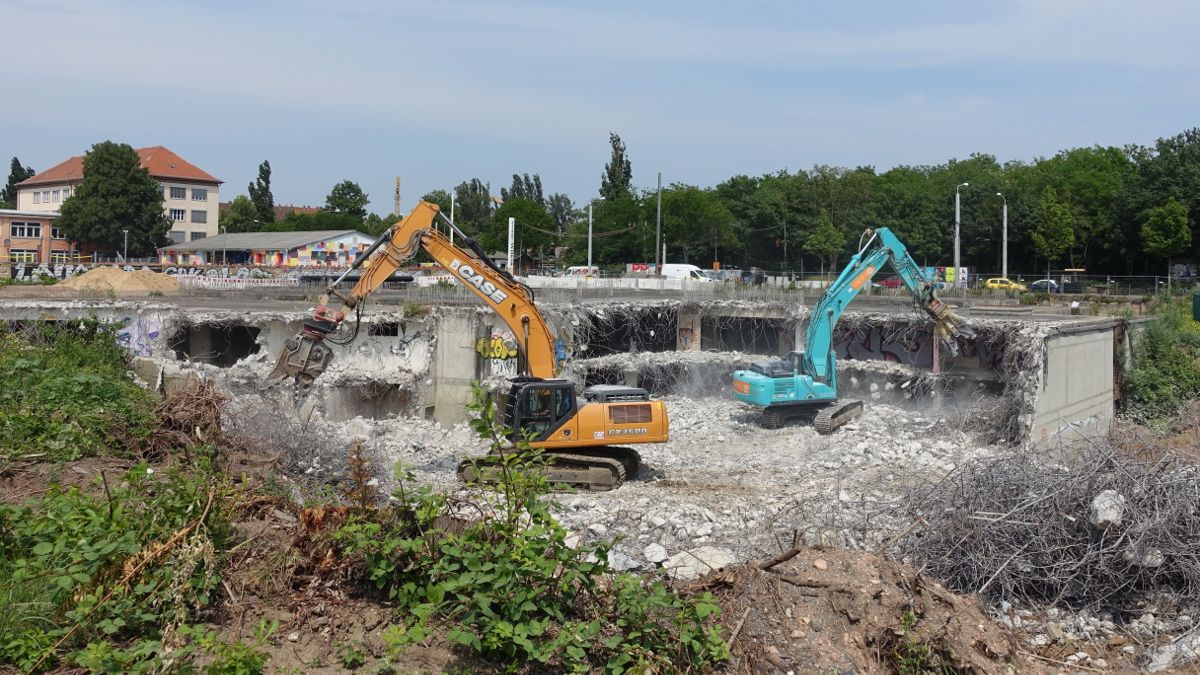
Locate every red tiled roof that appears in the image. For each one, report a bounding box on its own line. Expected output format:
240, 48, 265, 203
19, 145, 221, 187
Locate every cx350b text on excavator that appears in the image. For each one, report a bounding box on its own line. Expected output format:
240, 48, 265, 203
265, 201, 668, 490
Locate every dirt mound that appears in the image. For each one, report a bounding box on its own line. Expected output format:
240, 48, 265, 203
692, 546, 1023, 674
58, 266, 180, 293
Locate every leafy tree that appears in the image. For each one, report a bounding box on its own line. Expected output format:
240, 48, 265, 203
600, 132, 633, 201
501, 173, 544, 206
1031, 188, 1076, 280
546, 193, 575, 235
325, 180, 369, 219
802, 208, 845, 275
247, 160, 275, 223
453, 179, 495, 236
362, 213, 402, 236
489, 197, 556, 255
221, 195, 260, 233
260, 210, 362, 232
56, 141, 168, 256
1, 157, 35, 208
661, 184, 734, 265
420, 189, 453, 216
1141, 198, 1191, 283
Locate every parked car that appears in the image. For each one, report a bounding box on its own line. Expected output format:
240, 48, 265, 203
1029, 279, 1059, 293
981, 277, 1028, 292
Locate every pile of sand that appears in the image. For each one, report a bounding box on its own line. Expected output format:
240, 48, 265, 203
58, 267, 181, 293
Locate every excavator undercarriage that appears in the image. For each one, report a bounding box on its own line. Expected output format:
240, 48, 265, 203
456, 446, 642, 492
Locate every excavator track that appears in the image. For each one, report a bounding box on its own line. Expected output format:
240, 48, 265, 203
813, 399, 864, 434
457, 449, 632, 491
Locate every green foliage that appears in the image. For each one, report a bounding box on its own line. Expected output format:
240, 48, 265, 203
888, 611, 955, 675
1, 156, 35, 208
222, 195, 261, 234
0, 323, 156, 460
500, 173, 545, 206
333, 386, 727, 673
248, 160, 275, 224
452, 179, 495, 237
56, 141, 169, 255
325, 180, 370, 219
489, 197, 556, 253
1124, 297, 1200, 424
1142, 197, 1191, 260
1032, 187, 1076, 272
335, 640, 367, 670
0, 465, 229, 672
600, 132, 633, 201
803, 208, 846, 273
259, 210, 363, 233
660, 184, 735, 266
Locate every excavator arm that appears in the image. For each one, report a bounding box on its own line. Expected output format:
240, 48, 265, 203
266, 201, 558, 402
803, 227, 973, 382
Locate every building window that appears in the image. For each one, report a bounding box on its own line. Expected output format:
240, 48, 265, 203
192, 188, 208, 201
169, 230, 186, 243
51, 227, 65, 239
8, 250, 37, 263
50, 251, 71, 263
190, 232, 207, 241
42, 191, 50, 202
191, 210, 207, 223
170, 209, 186, 222
10, 222, 41, 238
63, 187, 71, 198
170, 186, 187, 200
33, 192, 40, 204
52, 189, 60, 202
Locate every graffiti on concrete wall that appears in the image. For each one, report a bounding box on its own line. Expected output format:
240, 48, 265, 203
476, 331, 519, 377
8, 262, 302, 281
115, 316, 163, 357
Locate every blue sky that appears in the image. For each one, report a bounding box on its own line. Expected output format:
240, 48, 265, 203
2, 0, 1198, 213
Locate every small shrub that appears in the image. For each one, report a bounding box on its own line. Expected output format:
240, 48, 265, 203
1124, 297, 1200, 424
332, 386, 727, 672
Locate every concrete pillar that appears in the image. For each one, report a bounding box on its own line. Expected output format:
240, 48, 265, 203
676, 306, 701, 351
190, 325, 214, 363
433, 309, 480, 425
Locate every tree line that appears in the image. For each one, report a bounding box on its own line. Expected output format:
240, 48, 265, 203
5, 128, 1198, 273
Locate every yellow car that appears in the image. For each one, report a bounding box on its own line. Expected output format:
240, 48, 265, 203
981, 277, 1028, 292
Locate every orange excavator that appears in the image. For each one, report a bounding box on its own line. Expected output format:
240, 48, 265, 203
266, 200, 668, 490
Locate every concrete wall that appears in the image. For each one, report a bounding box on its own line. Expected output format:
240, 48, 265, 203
432, 310, 481, 424
1031, 323, 1116, 447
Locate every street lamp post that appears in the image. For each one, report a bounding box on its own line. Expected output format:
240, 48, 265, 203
587, 201, 593, 273
954, 183, 968, 287
122, 229, 129, 263
220, 226, 227, 265
996, 193, 1007, 279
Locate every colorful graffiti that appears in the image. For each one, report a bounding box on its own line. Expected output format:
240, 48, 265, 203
477, 331, 519, 377
115, 316, 163, 357
8, 262, 302, 281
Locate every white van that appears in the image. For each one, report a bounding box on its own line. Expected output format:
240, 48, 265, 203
661, 263, 714, 282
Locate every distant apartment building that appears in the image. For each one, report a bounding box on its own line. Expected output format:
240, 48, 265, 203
17, 146, 222, 244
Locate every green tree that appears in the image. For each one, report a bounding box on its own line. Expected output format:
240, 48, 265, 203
661, 185, 734, 265
600, 132, 633, 201
802, 208, 845, 276
56, 141, 168, 256
1141, 197, 1191, 287
1031, 188, 1076, 280
325, 180, 369, 219
362, 213, 402, 236
490, 197, 556, 256
453, 179, 495, 236
501, 173, 544, 206
260, 210, 363, 232
546, 193, 575, 235
420, 189, 453, 215
221, 195, 260, 233
1, 157, 35, 208
248, 160, 275, 223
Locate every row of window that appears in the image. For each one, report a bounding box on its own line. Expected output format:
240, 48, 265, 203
168, 231, 209, 243
169, 209, 208, 223
166, 186, 208, 201
5, 250, 75, 263
31, 187, 71, 204
9, 223, 64, 239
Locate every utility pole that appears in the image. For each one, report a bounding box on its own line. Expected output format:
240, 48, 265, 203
393, 176, 401, 217
997, 192, 1008, 279
587, 202, 593, 272
655, 172, 662, 273
122, 229, 128, 262
955, 183, 969, 287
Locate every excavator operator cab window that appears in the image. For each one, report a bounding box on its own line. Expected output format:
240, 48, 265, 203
516, 383, 574, 441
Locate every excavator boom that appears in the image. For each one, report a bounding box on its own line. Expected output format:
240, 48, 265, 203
265, 200, 667, 490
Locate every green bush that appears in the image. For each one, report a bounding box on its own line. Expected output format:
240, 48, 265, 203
0, 465, 230, 672
0, 322, 156, 459
336, 387, 728, 673
1124, 297, 1200, 423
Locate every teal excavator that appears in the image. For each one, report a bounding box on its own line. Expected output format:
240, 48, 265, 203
731, 227, 974, 431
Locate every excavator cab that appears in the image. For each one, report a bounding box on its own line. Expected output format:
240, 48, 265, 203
503, 379, 577, 443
